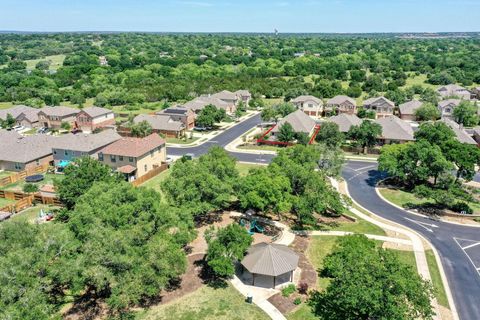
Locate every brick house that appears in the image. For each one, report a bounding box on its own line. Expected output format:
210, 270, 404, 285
326, 95, 357, 115
75, 106, 115, 133
38, 106, 79, 130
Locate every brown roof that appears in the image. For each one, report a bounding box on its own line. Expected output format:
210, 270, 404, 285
241, 242, 299, 276
38, 106, 79, 117
291, 95, 323, 105
0, 134, 56, 163
134, 114, 185, 132
327, 95, 356, 106
271, 109, 317, 134
117, 165, 137, 174
79, 106, 113, 118
100, 133, 165, 158
375, 116, 414, 141
329, 114, 363, 133
0, 105, 38, 121
399, 100, 423, 116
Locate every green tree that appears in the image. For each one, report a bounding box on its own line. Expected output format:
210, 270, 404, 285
414, 103, 441, 121
443, 140, 480, 181
453, 101, 478, 127
316, 122, 345, 148
276, 102, 296, 117
316, 143, 345, 177
196, 105, 226, 127
309, 235, 434, 320
23, 183, 39, 194
205, 224, 253, 278
277, 122, 296, 143
357, 108, 376, 119
295, 132, 310, 145
1, 113, 16, 129
55, 157, 120, 210
261, 106, 277, 122
414, 122, 455, 147
60, 121, 71, 131
347, 121, 382, 154
130, 120, 152, 137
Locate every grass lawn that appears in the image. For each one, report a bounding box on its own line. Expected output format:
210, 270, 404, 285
0, 170, 14, 179
166, 137, 200, 145
237, 144, 282, 152
2, 173, 64, 192
425, 249, 449, 308
24, 54, 66, 71
139, 169, 171, 194
0, 102, 14, 110
287, 304, 317, 320
379, 187, 480, 214
236, 163, 263, 176
330, 211, 386, 236
10, 205, 59, 223
389, 249, 416, 270
0, 197, 15, 208
135, 284, 269, 320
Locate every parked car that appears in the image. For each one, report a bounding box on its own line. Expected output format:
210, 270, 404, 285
37, 127, 49, 134
165, 156, 174, 168
13, 125, 24, 131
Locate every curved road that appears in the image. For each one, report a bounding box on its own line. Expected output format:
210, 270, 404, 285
167, 113, 480, 320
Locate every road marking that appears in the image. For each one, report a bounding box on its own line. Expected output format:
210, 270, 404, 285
453, 237, 480, 277
354, 165, 375, 172
462, 242, 480, 250
256, 158, 267, 162
404, 217, 439, 232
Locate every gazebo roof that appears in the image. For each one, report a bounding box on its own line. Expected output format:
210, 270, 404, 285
241, 242, 299, 277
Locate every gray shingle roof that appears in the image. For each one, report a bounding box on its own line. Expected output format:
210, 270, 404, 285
363, 96, 395, 107
438, 99, 461, 108
0, 134, 56, 163
53, 129, 121, 153
291, 95, 322, 105
399, 100, 423, 116
376, 116, 414, 141
328, 114, 363, 132
183, 97, 230, 111
241, 243, 299, 277
211, 90, 238, 101
134, 114, 185, 132
80, 106, 113, 118
271, 109, 316, 134
39, 106, 79, 117
0, 105, 37, 121
441, 118, 477, 145
327, 95, 356, 106
234, 90, 252, 98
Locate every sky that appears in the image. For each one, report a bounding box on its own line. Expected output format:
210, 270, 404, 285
1, 0, 479, 33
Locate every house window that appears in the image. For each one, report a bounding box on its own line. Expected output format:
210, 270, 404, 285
110, 155, 116, 163
14, 163, 22, 170
119, 156, 124, 161
53, 150, 57, 155
64, 150, 69, 156
36, 160, 40, 165
129, 157, 134, 162
150, 150, 154, 157
144, 164, 148, 172
98, 153, 104, 161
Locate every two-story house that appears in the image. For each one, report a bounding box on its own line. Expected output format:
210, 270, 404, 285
326, 95, 357, 115
291, 95, 323, 117
156, 107, 195, 130
52, 129, 121, 171
438, 99, 461, 119
234, 90, 252, 106
437, 84, 472, 100
0, 105, 39, 128
38, 106, 79, 130
98, 133, 166, 181
363, 96, 395, 118
75, 106, 115, 133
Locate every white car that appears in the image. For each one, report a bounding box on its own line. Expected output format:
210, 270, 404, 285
165, 157, 174, 167
13, 125, 24, 131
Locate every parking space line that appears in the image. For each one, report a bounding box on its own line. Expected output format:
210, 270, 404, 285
462, 242, 480, 250
453, 237, 480, 277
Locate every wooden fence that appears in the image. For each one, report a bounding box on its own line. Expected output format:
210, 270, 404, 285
0, 163, 50, 187
0, 190, 62, 213
131, 164, 169, 187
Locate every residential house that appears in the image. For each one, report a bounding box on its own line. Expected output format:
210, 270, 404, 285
291, 95, 323, 117
234, 90, 252, 106
375, 116, 414, 144
326, 95, 357, 115
363, 96, 395, 118
0, 133, 56, 171
399, 100, 423, 121
38, 106, 79, 130
438, 99, 461, 119
52, 129, 121, 169
133, 114, 186, 138
328, 114, 363, 133
211, 90, 239, 106
437, 84, 472, 100
0, 105, 40, 128
472, 87, 480, 99
75, 106, 115, 133
98, 133, 167, 181
271, 110, 317, 138
156, 107, 195, 130
441, 118, 477, 145
183, 96, 233, 114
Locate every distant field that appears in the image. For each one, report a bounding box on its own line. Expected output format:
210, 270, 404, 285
25, 54, 66, 71
0, 102, 14, 110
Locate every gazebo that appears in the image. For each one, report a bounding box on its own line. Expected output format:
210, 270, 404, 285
241, 242, 299, 288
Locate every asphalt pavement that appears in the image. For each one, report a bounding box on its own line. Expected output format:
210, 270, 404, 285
167, 115, 480, 320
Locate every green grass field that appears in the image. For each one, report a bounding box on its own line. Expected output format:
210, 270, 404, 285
0, 170, 14, 179
24, 54, 66, 71
330, 211, 386, 236
2, 173, 63, 192
0, 197, 15, 208
166, 137, 200, 145
425, 249, 449, 308
0, 102, 14, 110
10, 205, 59, 223
236, 163, 263, 176
135, 284, 269, 320
237, 144, 282, 152
379, 187, 480, 214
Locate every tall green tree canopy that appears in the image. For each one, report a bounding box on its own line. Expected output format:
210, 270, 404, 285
310, 235, 434, 320
347, 120, 382, 153
315, 121, 345, 148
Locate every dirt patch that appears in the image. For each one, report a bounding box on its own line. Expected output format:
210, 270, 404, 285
268, 292, 305, 314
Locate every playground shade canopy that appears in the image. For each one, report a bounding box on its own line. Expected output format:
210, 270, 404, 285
241, 242, 299, 277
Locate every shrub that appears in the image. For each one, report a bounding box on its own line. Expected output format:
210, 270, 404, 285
293, 297, 302, 305
282, 284, 296, 297
450, 202, 473, 215
298, 282, 309, 294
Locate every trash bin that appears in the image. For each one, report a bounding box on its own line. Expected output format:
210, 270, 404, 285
246, 293, 253, 304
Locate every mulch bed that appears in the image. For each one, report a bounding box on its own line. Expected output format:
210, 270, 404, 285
268, 235, 317, 314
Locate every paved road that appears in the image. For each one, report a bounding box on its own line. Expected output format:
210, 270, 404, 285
167, 116, 480, 320
342, 161, 480, 320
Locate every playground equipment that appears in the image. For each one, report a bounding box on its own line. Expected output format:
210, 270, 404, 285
240, 218, 265, 235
